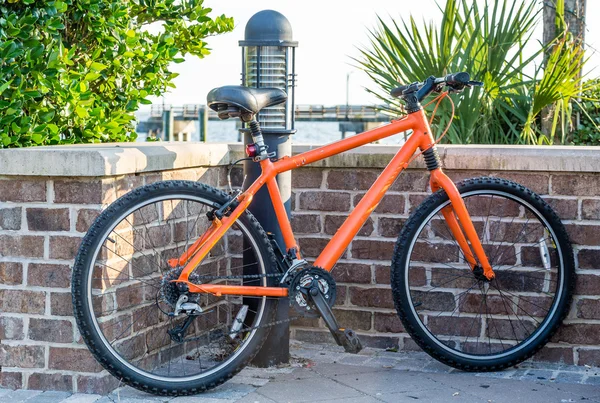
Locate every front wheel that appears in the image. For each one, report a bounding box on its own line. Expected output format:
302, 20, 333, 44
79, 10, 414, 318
72, 181, 278, 396
391, 177, 574, 371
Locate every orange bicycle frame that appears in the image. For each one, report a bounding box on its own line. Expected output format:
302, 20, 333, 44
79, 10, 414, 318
172, 109, 494, 296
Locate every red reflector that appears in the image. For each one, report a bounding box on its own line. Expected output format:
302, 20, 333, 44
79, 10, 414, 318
245, 143, 258, 157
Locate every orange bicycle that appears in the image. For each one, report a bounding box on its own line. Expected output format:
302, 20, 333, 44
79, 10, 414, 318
72, 72, 574, 396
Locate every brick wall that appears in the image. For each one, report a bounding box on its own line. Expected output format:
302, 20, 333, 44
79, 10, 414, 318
288, 166, 600, 367
0, 143, 598, 393
0, 164, 228, 393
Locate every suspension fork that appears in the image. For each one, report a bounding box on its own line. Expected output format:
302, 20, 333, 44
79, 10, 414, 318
430, 168, 495, 280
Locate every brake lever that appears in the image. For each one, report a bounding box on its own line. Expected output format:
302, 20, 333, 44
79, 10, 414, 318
467, 80, 483, 87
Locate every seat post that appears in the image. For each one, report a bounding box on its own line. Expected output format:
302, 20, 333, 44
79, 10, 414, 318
247, 119, 270, 160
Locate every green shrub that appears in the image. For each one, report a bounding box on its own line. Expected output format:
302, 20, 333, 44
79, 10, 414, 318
572, 79, 600, 145
0, 0, 233, 147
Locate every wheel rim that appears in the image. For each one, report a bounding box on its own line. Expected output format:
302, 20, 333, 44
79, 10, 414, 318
85, 194, 267, 382
404, 190, 564, 360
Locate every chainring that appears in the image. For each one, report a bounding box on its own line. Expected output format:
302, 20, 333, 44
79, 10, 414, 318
289, 267, 336, 318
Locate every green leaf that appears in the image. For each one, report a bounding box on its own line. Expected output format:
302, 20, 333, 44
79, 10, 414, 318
0, 80, 13, 95
75, 106, 89, 118
90, 62, 108, 72
84, 72, 101, 81
126, 29, 136, 38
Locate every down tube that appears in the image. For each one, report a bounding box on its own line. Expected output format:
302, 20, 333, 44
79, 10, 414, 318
313, 131, 424, 271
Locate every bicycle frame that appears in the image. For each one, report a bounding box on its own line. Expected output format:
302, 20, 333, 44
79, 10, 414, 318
172, 109, 495, 297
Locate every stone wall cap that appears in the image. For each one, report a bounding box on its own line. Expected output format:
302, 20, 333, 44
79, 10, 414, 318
0, 142, 232, 177
0, 142, 598, 177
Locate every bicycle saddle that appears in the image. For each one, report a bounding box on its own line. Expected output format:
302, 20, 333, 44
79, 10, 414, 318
207, 86, 287, 119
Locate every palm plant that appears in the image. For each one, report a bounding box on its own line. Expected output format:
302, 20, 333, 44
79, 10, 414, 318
356, 0, 599, 145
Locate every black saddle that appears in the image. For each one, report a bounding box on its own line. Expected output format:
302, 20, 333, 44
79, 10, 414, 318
207, 86, 287, 120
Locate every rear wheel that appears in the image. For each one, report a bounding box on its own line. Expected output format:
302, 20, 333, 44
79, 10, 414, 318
391, 177, 574, 371
72, 181, 278, 396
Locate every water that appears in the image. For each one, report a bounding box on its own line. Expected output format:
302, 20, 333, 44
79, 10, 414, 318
136, 119, 407, 146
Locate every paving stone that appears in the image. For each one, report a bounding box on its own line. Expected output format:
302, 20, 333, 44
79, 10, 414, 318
422, 360, 453, 373
332, 369, 433, 395
60, 394, 103, 403
313, 363, 388, 377
256, 376, 362, 402
520, 369, 555, 381
229, 376, 270, 387
1, 389, 43, 402
584, 375, 600, 386
339, 355, 372, 365
108, 387, 169, 402
198, 383, 255, 400
170, 397, 235, 403
30, 391, 72, 403
553, 371, 584, 384
0, 389, 11, 398
233, 392, 277, 403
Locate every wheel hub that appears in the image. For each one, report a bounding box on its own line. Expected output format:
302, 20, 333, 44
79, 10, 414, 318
160, 267, 201, 308
472, 265, 491, 282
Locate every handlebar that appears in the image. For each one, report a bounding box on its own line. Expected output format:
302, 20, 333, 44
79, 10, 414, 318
390, 72, 483, 102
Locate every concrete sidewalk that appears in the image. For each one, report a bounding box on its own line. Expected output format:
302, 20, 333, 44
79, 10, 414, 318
1, 341, 599, 403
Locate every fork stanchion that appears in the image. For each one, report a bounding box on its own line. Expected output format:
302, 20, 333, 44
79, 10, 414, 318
240, 9, 298, 367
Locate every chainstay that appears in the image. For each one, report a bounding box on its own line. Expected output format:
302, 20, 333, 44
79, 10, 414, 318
175, 272, 296, 344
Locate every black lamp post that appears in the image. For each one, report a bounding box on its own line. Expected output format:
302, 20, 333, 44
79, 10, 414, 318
240, 10, 297, 367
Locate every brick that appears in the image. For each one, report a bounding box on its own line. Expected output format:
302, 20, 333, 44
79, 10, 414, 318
327, 170, 378, 190
335, 285, 347, 306
533, 346, 574, 365
575, 274, 600, 295
576, 299, 600, 320
355, 193, 405, 214
429, 316, 482, 337
29, 318, 73, 343
0, 235, 44, 258
109, 175, 144, 201
0, 180, 46, 202
298, 237, 331, 259
0, 371, 22, 389
578, 349, 600, 367
494, 173, 549, 195
291, 214, 321, 234
0, 289, 45, 314
49, 236, 82, 260
76, 208, 101, 232
28, 373, 73, 392
391, 171, 429, 192
543, 197, 578, 220
360, 335, 399, 350
54, 180, 102, 204
408, 194, 428, 215
26, 208, 70, 231
552, 174, 600, 196
0, 261, 23, 284
28, 263, 71, 288
374, 312, 404, 333
378, 217, 406, 238
51, 292, 74, 316
375, 265, 390, 284
578, 249, 600, 270
294, 328, 334, 344
77, 374, 121, 395
0, 316, 24, 340
349, 286, 394, 308
0, 207, 21, 230
49, 347, 103, 372
0, 345, 45, 368
332, 262, 371, 284
565, 224, 600, 246
292, 169, 323, 189
582, 199, 600, 220
553, 323, 600, 344
298, 191, 351, 212
324, 215, 373, 236
351, 239, 394, 261
332, 309, 371, 331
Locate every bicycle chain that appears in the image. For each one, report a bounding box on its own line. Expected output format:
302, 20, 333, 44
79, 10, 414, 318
173, 271, 303, 344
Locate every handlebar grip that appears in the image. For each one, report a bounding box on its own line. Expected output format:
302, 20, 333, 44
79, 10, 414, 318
390, 84, 409, 98
445, 72, 470, 86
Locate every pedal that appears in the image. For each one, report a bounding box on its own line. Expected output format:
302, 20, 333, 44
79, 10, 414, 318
335, 328, 363, 354
306, 283, 362, 354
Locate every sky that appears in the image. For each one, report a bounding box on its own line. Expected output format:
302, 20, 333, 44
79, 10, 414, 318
152, 0, 600, 107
